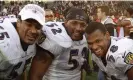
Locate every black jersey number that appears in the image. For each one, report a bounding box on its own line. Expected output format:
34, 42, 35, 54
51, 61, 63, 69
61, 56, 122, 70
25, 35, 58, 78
0, 32, 10, 40
46, 23, 62, 35
0, 26, 10, 40
68, 49, 79, 70
67, 47, 88, 70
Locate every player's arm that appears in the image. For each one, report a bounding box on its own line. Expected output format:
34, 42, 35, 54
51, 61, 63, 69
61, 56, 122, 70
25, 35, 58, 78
127, 67, 133, 80
29, 44, 54, 80
117, 20, 131, 27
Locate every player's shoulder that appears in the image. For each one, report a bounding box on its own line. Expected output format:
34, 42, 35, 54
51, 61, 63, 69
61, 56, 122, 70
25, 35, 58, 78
0, 17, 12, 25
0, 18, 15, 44
43, 22, 64, 35
44, 22, 65, 33
42, 22, 72, 48
0, 18, 11, 34
116, 38, 133, 60
117, 38, 133, 48
109, 38, 133, 64
110, 37, 133, 53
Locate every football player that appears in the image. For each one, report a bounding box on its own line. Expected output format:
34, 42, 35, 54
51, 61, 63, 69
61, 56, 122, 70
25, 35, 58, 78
85, 22, 133, 80
29, 7, 91, 80
0, 4, 45, 80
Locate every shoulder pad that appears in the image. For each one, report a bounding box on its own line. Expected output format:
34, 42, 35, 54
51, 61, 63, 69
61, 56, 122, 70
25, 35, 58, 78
43, 22, 72, 48
113, 46, 133, 73
0, 27, 10, 44
112, 38, 133, 64
0, 18, 11, 44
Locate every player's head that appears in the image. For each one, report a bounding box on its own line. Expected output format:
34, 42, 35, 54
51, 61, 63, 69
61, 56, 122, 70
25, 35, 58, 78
105, 23, 116, 36
16, 4, 45, 45
85, 22, 111, 57
97, 6, 109, 19
64, 7, 90, 41
45, 9, 54, 22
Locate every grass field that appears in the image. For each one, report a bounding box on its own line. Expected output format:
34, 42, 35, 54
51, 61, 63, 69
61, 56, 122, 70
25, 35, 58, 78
86, 72, 98, 80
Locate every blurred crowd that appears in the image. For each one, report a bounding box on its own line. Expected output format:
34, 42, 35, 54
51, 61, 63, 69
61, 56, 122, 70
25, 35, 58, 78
0, 1, 133, 21
1, 1, 133, 38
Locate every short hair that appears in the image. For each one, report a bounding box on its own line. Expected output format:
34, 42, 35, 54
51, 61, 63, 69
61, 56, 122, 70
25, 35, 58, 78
97, 6, 109, 15
65, 7, 90, 23
85, 22, 107, 35
105, 23, 116, 36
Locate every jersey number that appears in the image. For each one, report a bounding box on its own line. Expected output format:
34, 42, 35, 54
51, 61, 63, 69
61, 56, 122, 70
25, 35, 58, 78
46, 23, 62, 35
0, 32, 10, 40
0, 26, 10, 40
67, 47, 87, 70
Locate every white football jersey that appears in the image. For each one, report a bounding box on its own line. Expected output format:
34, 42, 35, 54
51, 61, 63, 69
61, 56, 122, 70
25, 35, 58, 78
39, 22, 88, 80
92, 37, 133, 80
42, 22, 72, 48
0, 18, 36, 80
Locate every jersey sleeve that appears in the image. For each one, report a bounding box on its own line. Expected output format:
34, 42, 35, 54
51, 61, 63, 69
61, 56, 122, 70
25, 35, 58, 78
38, 38, 63, 57
0, 18, 12, 66
0, 18, 11, 43
0, 18, 11, 44
114, 39, 133, 73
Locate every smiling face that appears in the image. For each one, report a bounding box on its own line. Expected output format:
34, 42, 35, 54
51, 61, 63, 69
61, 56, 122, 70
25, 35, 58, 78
65, 20, 87, 41
86, 30, 110, 57
17, 19, 42, 45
